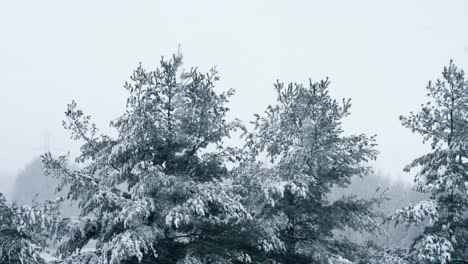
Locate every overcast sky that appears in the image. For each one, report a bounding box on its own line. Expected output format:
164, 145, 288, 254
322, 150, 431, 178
1, 0, 468, 188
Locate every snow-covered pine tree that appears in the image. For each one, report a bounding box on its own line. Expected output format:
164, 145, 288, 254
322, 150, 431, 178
393, 61, 468, 263
242, 79, 384, 263
42, 54, 253, 264
0, 193, 62, 264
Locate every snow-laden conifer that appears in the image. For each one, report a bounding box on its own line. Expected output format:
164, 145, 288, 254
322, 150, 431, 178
43, 54, 252, 263
242, 79, 384, 263
393, 61, 468, 263
0, 193, 62, 264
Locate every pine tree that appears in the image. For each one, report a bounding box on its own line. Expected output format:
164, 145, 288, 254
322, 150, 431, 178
0, 193, 62, 264
242, 79, 384, 263
393, 61, 468, 263
42, 54, 252, 264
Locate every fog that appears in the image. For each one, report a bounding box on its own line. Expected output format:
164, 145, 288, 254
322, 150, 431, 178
1, 0, 468, 193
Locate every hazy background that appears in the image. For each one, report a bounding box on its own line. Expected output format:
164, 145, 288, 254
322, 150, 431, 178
1, 0, 468, 195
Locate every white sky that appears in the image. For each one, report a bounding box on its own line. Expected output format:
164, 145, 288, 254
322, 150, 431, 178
1, 0, 468, 186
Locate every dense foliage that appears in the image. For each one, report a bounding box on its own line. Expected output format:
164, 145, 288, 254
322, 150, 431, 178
241, 79, 386, 263
2, 54, 466, 264
394, 61, 468, 263
0, 193, 61, 264
42, 54, 253, 264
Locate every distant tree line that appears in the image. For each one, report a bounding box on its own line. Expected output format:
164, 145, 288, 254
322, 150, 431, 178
1, 54, 467, 264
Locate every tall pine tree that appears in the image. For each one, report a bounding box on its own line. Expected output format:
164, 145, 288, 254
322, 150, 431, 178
43, 54, 253, 264
242, 79, 384, 263
394, 61, 468, 263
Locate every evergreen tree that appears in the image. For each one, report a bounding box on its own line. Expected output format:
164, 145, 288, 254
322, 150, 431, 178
242, 79, 384, 263
43, 54, 252, 263
0, 193, 61, 264
393, 61, 468, 263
